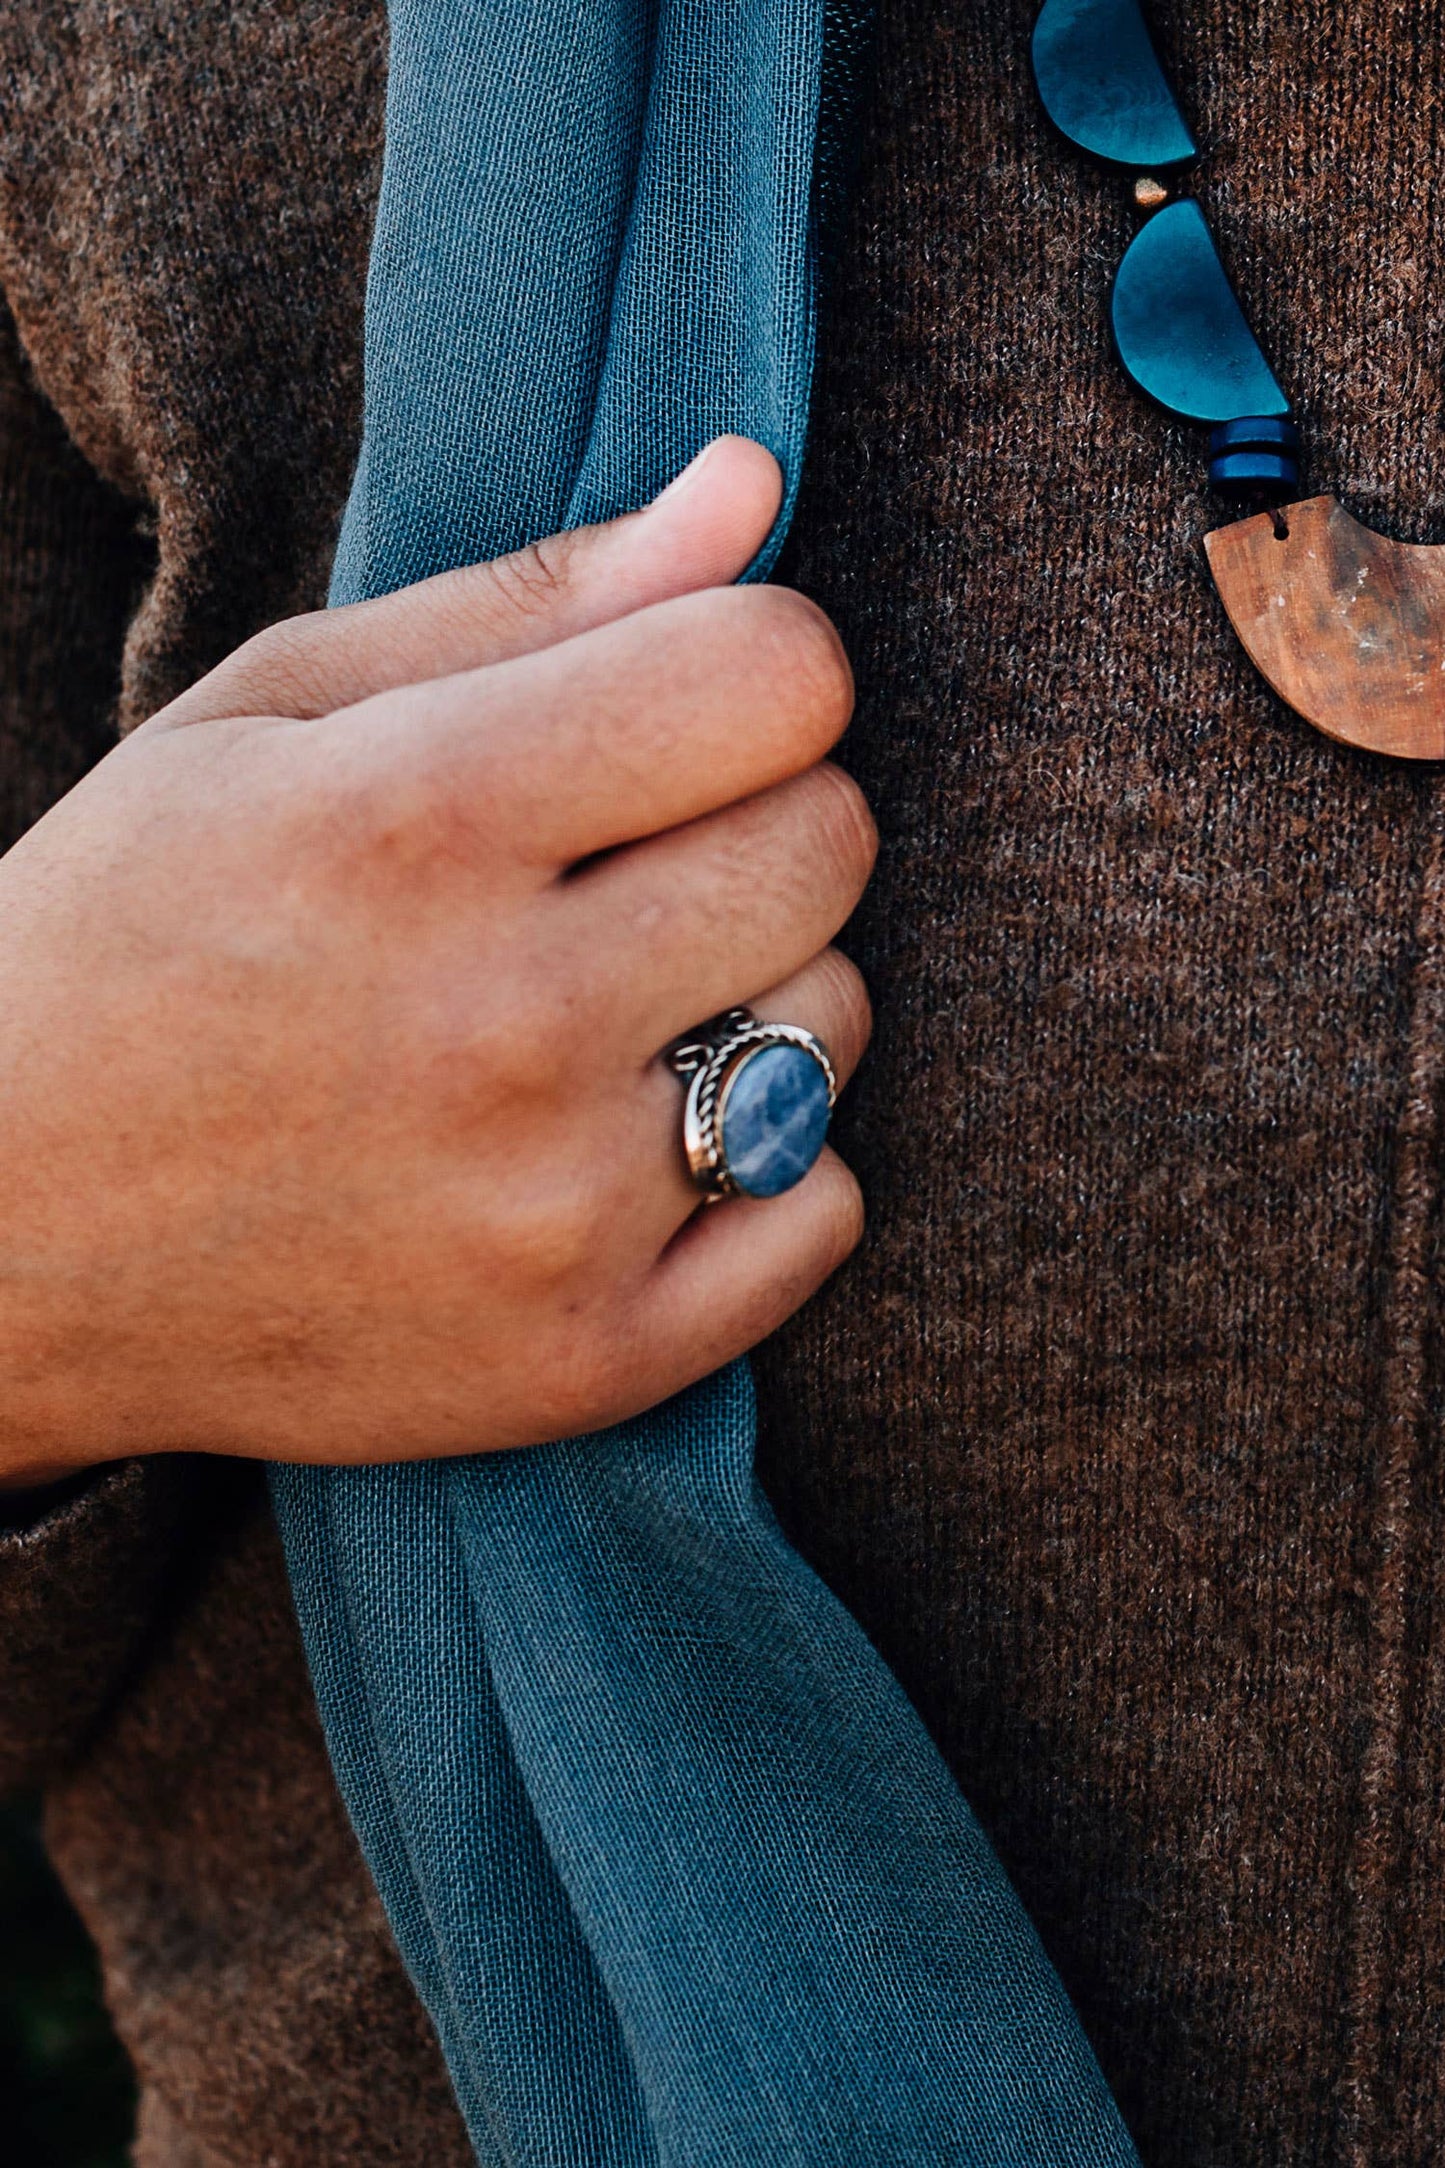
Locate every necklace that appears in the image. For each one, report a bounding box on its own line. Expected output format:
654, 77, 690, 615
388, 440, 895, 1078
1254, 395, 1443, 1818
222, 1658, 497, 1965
1032, 0, 1445, 761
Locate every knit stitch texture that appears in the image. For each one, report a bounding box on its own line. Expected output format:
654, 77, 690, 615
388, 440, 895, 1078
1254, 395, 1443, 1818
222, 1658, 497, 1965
2, 2, 1442, 2161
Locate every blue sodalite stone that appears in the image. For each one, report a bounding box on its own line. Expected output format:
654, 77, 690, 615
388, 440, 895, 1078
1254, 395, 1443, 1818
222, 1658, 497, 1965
1111, 199, 1290, 423
1032, 0, 1197, 171
720, 1044, 832, 1200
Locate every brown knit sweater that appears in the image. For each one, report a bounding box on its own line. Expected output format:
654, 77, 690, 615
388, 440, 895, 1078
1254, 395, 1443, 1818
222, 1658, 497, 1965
2, 2, 1442, 2162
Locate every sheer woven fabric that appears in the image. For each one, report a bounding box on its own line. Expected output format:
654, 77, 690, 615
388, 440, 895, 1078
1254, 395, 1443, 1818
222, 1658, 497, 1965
269, 4, 1142, 2160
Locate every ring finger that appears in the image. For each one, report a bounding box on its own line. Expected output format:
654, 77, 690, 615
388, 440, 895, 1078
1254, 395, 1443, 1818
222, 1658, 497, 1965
622, 943, 873, 1248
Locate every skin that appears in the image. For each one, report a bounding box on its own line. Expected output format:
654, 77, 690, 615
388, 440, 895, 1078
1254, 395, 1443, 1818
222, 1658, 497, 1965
0, 438, 874, 1486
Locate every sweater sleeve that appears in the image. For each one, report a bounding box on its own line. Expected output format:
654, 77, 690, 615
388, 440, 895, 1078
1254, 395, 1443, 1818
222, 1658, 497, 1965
0, 286, 149, 827
0, 1462, 195, 1789
0, 291, 181, 1790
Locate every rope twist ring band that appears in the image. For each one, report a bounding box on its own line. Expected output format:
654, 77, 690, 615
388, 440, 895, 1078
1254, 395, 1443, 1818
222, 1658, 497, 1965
667, 1007, 838, 1203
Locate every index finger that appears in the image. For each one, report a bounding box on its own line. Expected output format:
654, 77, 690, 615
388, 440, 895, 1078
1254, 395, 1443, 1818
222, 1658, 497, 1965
326, 581, 855, 867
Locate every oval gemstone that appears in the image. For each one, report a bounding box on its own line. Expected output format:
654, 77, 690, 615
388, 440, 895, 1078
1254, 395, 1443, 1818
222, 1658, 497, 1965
719, 1043, 832, 1200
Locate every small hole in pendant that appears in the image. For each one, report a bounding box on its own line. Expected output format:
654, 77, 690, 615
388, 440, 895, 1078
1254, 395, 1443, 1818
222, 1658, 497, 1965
1271, 507, 1291, 542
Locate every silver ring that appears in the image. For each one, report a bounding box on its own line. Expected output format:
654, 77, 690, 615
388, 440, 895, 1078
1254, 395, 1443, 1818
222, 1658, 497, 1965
666, 1007, 838, 1203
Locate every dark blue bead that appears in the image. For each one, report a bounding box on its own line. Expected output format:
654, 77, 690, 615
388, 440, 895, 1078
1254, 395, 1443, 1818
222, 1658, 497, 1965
1208, 449, 1299, 497
1032, 0, 1197, 171
1111, 200, 1290, 423
1209, 416, 1301, 456
1207, 416, 1301, 498
720, 1044, 832, 1200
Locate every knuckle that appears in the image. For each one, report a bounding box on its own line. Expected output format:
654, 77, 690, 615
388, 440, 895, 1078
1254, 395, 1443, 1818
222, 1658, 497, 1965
499, 1317, 618, 1445
300, 770, 414, 890
407, 767, 493, 871
485, 530, 576, 620
312, 725, 494, 881
508, 1168, 616, 1293
555, 1308, 642, 1429
818, 947, 873, 1057
745, 587, 854, 741
238, 612, 316, 672
428, 1009, 547, 1121
148, 610, 337, 729
816, 1158, 866, 1266
732, 1161, 865, 1341
802, 762, 878, 889
230, 612, 339, 717
310, 745, 419, 860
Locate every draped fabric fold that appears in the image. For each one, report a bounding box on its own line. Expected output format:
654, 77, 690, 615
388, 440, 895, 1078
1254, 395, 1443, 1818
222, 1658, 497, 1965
270, 3, 1143, 2159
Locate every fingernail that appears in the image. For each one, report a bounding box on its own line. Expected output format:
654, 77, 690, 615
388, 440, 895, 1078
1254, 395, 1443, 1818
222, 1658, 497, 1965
652, 439, 720, 505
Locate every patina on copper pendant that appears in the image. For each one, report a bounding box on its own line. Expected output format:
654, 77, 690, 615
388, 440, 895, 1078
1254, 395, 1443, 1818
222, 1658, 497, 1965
1205, 497, 1445, 762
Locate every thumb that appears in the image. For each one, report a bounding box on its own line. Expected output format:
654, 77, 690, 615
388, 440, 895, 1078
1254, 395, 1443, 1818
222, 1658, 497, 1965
151, 437, 785, 729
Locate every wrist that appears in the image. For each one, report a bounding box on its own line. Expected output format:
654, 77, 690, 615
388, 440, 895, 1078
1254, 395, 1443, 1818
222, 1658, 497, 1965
0, 1285, 135, 1489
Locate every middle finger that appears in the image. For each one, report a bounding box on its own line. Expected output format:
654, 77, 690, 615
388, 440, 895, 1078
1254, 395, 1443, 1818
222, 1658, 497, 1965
563, 761, 877, 1048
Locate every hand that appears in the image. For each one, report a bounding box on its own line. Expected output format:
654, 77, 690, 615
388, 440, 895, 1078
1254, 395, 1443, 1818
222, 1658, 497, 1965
0, 439, 874, 1481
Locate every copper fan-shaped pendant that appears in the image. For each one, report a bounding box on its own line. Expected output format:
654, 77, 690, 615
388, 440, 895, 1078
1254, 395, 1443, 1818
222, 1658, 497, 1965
1205, 498, 1445, 762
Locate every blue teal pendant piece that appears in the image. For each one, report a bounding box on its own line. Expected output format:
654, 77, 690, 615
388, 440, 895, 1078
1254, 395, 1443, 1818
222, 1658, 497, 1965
1111, 199, 1289, 424
1032, 0, 1197, 170
719, 1044, 832, 1200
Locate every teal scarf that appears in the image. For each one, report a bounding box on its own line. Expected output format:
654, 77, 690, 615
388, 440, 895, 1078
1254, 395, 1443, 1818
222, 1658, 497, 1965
271, 5, 1141, 2160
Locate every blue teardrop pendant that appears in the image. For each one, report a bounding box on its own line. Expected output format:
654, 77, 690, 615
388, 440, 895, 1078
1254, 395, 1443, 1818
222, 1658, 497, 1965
1111, 199, 1289, 424
1032, 0, 1197, 170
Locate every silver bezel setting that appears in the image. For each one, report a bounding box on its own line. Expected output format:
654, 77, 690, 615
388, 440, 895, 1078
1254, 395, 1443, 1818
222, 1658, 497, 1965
667, 1007, 838, 1203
